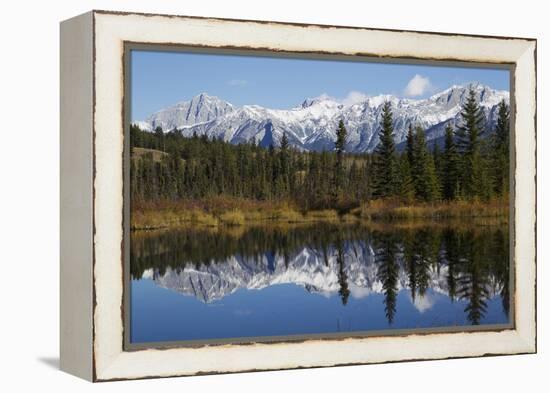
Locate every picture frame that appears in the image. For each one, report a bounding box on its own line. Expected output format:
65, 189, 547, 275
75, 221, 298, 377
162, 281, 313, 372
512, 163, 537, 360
60, 10, 536, 382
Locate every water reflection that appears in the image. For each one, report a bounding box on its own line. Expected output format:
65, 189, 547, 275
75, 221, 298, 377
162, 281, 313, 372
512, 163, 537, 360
130, 223, 510, 343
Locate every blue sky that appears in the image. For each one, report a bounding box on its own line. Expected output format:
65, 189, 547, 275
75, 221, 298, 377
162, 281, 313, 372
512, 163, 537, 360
131, 49, 510, 121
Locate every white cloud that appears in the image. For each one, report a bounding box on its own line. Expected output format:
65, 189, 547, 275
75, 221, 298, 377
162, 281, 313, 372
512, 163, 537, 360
410, 293, 435, 313
349, 284, 371, 299
227, 79, 248, 86
342, 91, 369, 106
404, 74, 432, 97
316, 93, 333, 101
312, 91, 369, 106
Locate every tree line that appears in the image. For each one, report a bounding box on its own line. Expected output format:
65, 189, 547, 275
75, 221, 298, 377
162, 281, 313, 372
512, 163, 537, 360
131, 87, 510, 210
372, 88, 510, 202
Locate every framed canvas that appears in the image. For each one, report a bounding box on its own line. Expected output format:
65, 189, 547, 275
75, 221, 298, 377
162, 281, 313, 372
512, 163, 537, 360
60, 10, 537, 382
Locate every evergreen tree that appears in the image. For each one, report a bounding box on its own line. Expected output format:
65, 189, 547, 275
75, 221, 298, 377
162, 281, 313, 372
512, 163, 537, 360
433, 142, 443, 190
278, 132, 291, 196
443, 229, 460, 302
397, 154, 415, 203
375, 232, 399, 324
442, 124, 460, 200
280, 131, 290, 151
336, 238, 350, 306
410, 229, 433, 299
154, 126, 165, 151
411, 127, 439, 201
457, 232, 490, 325
372, 102, 398, 198
457, 87, 486, 198
492, 100, 510, 196
406, 124, 415, 166
426, 153, 440, 201
348, 161, 361, 201
332, 119, 348, 204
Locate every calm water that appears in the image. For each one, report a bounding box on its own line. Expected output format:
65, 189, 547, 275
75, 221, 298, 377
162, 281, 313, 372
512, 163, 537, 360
130, 223, 510, 344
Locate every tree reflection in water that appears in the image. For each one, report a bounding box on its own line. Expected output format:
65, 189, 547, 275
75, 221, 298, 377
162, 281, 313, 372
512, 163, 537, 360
131, 222, 510, 325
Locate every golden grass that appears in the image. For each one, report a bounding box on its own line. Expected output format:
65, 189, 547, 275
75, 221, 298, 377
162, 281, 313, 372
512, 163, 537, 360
130, 209, 192, 230
218, 210, 245, 226
131, 197, 509, 230
190, 211, 219, 227
341, 213, 359, 223
354, 198, 509, 221
270, 207, 305, 223
132, 147, 168, 162
305, 209, 339, 221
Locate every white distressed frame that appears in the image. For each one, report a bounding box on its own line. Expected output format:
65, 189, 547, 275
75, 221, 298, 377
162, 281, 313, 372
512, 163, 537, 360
61, 10, 536, 382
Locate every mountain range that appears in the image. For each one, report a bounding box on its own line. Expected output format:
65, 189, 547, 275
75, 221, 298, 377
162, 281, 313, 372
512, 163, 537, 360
140, 242, 502, 307
134, 83, 509, 153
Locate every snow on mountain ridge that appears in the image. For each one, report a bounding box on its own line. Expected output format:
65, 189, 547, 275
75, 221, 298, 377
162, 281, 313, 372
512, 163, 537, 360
143, 92, 235, 131
142, 241, 503, 305
135, 84, 509, 153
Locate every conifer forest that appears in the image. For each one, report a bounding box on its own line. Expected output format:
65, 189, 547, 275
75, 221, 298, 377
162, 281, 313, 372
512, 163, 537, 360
130, 87, 510, 224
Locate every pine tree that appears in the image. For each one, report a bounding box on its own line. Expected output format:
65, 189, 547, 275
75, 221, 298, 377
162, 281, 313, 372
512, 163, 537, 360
280, 131, 289, 151
397, 154, 415, 203
493, 100, 510, 196
154, 126, 165, 151
406, 124, 415, 166
433, 142, 443, 190
442, 123, 460, 200
332, 119, 347, 204
372, 102, 398, 198
375, 232, 399, 324
457, 86, 486, 198
457, 233, 490, 325
411, 127, 439, 201
278, 132, 290, 196
426, 153, 440, 201
336, 238, 350, 305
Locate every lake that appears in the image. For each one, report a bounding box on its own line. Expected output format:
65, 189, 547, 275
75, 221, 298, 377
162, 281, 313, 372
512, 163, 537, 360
129, 222, 511, 344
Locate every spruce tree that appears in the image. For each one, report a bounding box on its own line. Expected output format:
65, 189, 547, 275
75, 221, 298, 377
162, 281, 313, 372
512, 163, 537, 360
411, 127, 439, 201
154, 126, 164, 151
433, 143, 443, 189
406, 124, 415, 166
426, 153, 440, 201
442, 123, 459, 200
348, 161, 361, 202
336, 238, 350, 305
278, 132, 290, 196
375, 233, 399, 324
493, 100, 510, 196
457, 86, 486, 198
372, 102, 398, 198
332, 119, 347, 204
280, 131, 289, 150
397, 154, 415, 203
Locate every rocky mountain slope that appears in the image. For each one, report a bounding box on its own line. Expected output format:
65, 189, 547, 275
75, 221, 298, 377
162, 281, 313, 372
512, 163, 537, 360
135, 83, 509, 153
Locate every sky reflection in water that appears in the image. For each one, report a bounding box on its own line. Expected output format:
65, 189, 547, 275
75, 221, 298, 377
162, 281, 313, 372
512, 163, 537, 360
130, 223, 510, 344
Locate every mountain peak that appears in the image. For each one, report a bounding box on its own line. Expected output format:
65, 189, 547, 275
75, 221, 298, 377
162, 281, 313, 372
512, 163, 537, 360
429, 83, 507, 109
300, 94, 339, 109
145, 93, 234, 131
137, 83, 509, 152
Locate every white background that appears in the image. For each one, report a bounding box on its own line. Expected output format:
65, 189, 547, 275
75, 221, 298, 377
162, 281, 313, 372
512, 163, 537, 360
0, 0, 546, 391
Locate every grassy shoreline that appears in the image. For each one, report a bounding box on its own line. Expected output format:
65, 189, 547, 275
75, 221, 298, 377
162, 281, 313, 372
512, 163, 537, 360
131, 197, 509, 230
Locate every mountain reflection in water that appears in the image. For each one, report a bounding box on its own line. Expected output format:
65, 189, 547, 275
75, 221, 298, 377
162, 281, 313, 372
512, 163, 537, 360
130, 223, 510, 343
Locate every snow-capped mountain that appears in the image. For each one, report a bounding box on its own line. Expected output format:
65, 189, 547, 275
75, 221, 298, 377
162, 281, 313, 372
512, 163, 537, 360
143, 92, 235, 131
135, 83, 509, 153
140, 241, 503, 304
